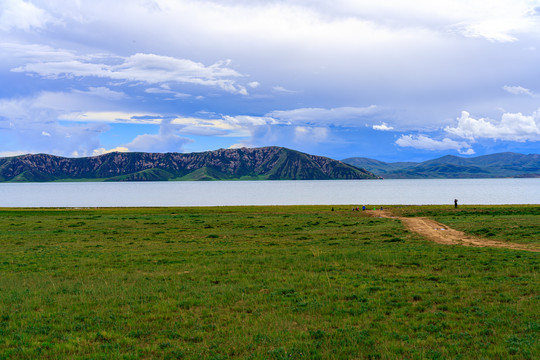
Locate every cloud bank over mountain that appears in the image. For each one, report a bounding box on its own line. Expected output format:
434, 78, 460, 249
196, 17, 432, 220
1, 0, 540, 161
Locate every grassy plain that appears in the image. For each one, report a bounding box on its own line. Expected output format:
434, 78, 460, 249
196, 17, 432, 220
392, 205, 540, 245
0, 205, 538, 359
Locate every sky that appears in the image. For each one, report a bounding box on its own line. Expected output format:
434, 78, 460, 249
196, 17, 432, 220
1, 0, 540, 162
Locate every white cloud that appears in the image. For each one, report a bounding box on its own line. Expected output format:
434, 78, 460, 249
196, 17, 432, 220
59, 111, 165, 124
3, 1, 540, 159
165, 106, 384, 140
396, 134, 474, 154
145, 86, 190, 99
459, 148, 476, 155
268, 106, 379, 127
272, 86, 298, 94
92, 146, 129, 156
12, 51, 250, 95
228, 143, 252, 149
294, 126, 328, 143
0, 89, 128, 116
55, 110, 275, 136
455, 20, 519, 43
0, 42, 75, 62
73, 87, 128, 100
373, 122, 394, 131
125, 133, 192, 152
0, 94, 109, 157
0, 150, 27, 157
322, 0, 540, 43
166, 106, 382, 140
123, 120, 193, 153
172, 115, 272, 137
445, 110, 540, 142
0, 0, 53, 31
221, 115, 275, 127
502, 85, 537, 97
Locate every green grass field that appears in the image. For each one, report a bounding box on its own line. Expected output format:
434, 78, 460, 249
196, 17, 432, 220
0, 205, 538, 359
392, 205, 540, 245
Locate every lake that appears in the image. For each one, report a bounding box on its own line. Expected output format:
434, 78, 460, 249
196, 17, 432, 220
0, 178, 538, 207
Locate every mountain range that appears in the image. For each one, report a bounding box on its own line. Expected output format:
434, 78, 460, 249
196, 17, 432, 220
342, 152, 540, 179
0, 147, 378, 182
2, 148, 537, 182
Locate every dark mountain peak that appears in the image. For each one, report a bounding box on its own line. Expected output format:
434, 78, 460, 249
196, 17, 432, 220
0, 146, 379, 182
421, 155, 473, 167
431, 155, 463, 161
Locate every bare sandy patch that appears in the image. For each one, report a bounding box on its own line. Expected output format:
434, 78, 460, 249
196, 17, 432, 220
367, 210, 539, 252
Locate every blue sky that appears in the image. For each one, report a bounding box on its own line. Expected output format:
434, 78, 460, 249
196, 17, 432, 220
1, 0, 540, 162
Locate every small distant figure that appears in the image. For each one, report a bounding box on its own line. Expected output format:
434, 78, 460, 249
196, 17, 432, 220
362, 205, 366, 211
331, 207, 334, 212
454, 199, 458, 208
380, 206, 384, 210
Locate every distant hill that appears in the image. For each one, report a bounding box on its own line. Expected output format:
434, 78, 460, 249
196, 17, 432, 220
342, 152, 540, 179
0, 147, 379, 182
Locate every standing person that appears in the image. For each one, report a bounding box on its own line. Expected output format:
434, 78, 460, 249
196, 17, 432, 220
454, 199, 458, 208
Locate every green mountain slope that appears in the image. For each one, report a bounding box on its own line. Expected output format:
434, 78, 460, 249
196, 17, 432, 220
342, 157, 416, 176
342, 152, 540, 178
0, 147, 379, 182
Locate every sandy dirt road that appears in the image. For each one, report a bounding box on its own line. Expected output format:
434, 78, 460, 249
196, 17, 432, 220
367, 210, 539, 252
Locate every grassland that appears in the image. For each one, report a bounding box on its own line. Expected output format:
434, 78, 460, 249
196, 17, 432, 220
0, 205, 538, 359
392, 205, 540, 245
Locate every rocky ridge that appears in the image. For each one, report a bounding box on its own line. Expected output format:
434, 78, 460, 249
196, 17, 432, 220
0, 147, 379, 182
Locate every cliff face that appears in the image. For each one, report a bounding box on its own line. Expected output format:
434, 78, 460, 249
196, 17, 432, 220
0, 147, 379, 182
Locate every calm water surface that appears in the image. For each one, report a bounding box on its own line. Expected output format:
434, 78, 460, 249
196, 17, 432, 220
0, 179, 538, 207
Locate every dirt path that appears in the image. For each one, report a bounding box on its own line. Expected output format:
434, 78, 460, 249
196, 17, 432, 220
367, 210, 539, 252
